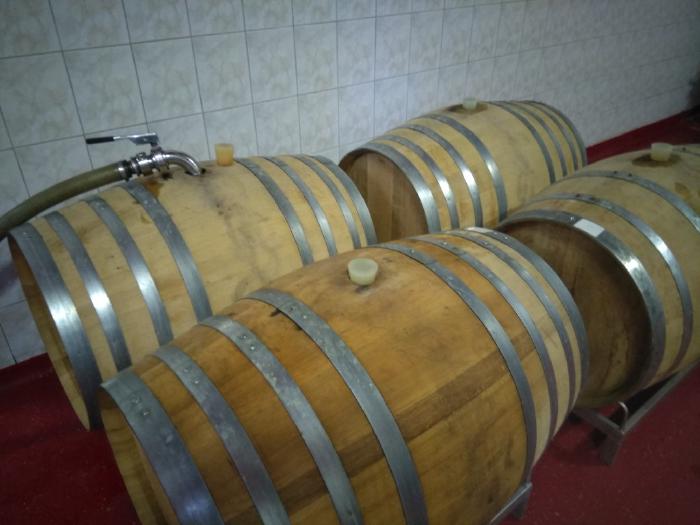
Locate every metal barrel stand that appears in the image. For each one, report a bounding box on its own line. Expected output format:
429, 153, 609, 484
573, 364, 697, 465
488, 481, 533, 524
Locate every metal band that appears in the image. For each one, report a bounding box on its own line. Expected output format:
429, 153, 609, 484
202, 315, 363, 525
531, 192, 693, 373
569, 171, 700, 232
122, 181, 212, 320
10, 223, 102, 428
678, 145, 700, 158
404, 123, 483, 226
416, 236, 558, 443
359, 142, 441, 232
446, 228, 578, 413
526, 100, 587, 165
474, 227, 588, 389
86, 196, 173, 345
376, 243, 537, 482
424, 112, 507, 221
102, 370, 224, 524
45, 212, 130, 371
238, 158, 314, 265
501, 210, 665, 392
491, 102, 556, 183
249, 290, 428, 525
522, 101, 579, 170
383, 133, 460, 228
312, 156, 377, 244
508, 102, 567, 177
154, 345, 290, 525
264, 157, 337, 256
294, 155, 362, 249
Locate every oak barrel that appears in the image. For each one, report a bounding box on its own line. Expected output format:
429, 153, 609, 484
10, 155, 375, 428
340, 100, 586, 242
500, 145, 700, 406
100, 228, 586, 525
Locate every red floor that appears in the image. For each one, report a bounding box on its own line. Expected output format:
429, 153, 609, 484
1, 110, 699, 524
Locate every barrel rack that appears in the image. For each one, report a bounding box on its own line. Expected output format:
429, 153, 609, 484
573, 363, 698, 465
489, 482, 533, 524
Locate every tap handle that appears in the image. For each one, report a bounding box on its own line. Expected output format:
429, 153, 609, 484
86, 133, 160, 147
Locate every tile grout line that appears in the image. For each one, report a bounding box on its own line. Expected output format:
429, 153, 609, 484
241, 4, 260, 155
184, 0, 210, 158
47, 0, 91, 169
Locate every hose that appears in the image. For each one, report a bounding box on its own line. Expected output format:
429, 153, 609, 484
0, 161, 127, 241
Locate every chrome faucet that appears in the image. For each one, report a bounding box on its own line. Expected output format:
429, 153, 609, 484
85, 133, 203, 177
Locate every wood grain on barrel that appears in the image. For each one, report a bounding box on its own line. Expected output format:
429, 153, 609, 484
100, 230, 584, 525
501, 147, 700, 406
10, 156, 373, 429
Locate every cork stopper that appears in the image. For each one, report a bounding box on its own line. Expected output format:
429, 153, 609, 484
347, 258, 379, 286
650, 143, 673, 162
215, 143, 234, 166
462, 97, 479, 111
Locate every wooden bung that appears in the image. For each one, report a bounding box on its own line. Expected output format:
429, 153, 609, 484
340, 100, 586, 242
10, 155, 375, 429
100, 229, 586, 525
500, 145, 700, 406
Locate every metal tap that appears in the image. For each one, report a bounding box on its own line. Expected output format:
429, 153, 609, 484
85, 133, 203, 178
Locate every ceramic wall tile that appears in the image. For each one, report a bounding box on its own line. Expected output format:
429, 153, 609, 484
0, 301, 44, 362
374, 75, 407, 133
294, 22, 337, 93
337, 0, 376, 20
494, 1, 525, 57
15, 137, 92, 195
409, 10, 443, 73
247, 27, 297, 102
0, 119, 10, 150
188, 0, 244, 35
85, 124, 149, 168
123, 0, 189, 41
133, 39, 201, 121
243, 0, 293, 29
440, 7, 474, 66
412, 0, 444, 11
438, 63, 467, 106
469, 3, 501, 60
292, 0, 336, 23
377, 0, 411, 15
298, 89, 338, 152
375, 14, 411, 79
0, 0, 60, 57
339, 82, 374, 144
66, 46, 144, 133
0, 325, 13, 368
0, 150, 28, 215
204, 105, 258, 158
149, 114, 209, 161
193, 33, 251, 111
338, 18, 375, 86
0, 53, 82, 146
407, 69, 439, 117
0, 240, 23, 310
52, 0, 129, 49
254, 96, 300, 155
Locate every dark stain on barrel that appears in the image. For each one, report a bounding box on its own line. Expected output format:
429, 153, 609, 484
631, 153, 680, 166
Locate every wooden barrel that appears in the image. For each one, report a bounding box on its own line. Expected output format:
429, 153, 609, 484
100, 229, 586, 525
500, 145, 700, 407
340, 100, 586, 242
9, 155, 375, 429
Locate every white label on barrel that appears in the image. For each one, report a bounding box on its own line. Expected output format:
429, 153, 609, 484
574, 218, 604, 237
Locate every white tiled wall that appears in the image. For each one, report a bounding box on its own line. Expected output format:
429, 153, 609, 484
1, 0, 699, 367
